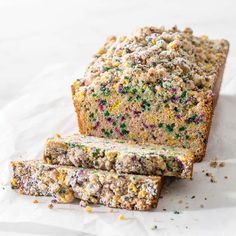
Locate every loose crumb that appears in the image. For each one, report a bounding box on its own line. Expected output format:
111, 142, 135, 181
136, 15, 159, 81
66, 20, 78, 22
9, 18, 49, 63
191, 196, 195, 199
224, 176, 228, 179
185, 206, 189, 209
163, 208, 167, 211
178, 200, 183, 204
202, 170, 205, 173
174, 210, 180, 214
151, 225, 157, 230
79, 200, 88, 208
210, 177, 217, 183
200, 204, 204, 208
219, 162, 225, 167
84, 206, 93, 213
118, 214, 125, 220
48, 203, 54, 209
204, 197, 207, 200
210, 160, 217, 168
32, 199, 39, 204
109, 208, 113, 213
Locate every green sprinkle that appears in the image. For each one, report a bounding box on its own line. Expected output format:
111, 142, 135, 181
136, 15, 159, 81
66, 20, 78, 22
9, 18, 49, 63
166, 124, 175, 133
112, 121, 117, 126
174, 107, 179, 112
89, 112, 95, 121
92, 148, 101, 157
101, 100, 107, 105
132, 88, 137, 94
102, 67, 111, 72
180, 91, 187, 103
158, 123, 163, 128
186, 114, 197, 124
102, 129, 113, 137
141, 100, 151, 111
175, 133, 180, 139
92, 93, 97, 97
179, 127, 186, 131
185, 135, 190, 140
166, 162, 173, 171
104, 111, 110, 117
120, 123, 126, 129
120, 129, 129, 136
124, 76, 131, 81
101, 87, 110, 96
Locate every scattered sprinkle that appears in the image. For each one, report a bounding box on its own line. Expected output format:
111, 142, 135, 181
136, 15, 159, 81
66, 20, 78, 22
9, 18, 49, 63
200, 204, 204, 208
178, 200, 183, 204
224, 176, 228, 179
163, 208, 167, 211
151, 225, 158, 230
185, 206, 189, 209
191, 196, 195, 199
32, 199, 39, 204
48, 203, 54, 209
204, 197, 207, 200
174, 210, 180, 214
109, 208, 113, 213
84, 206, 93, 213
118, 214, 125, 220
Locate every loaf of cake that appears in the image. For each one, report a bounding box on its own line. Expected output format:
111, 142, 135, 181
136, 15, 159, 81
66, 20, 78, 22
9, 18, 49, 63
72, 26, 229, 161
11, 160, 162, 210
43, 134, 193, 178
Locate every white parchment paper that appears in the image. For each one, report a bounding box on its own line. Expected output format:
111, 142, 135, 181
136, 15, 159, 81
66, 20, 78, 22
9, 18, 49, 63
0, 0, 236, 235
0, 58, 235, 236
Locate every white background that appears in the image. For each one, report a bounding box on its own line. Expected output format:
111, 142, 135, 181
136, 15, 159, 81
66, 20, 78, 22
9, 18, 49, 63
0, 0, 236, 235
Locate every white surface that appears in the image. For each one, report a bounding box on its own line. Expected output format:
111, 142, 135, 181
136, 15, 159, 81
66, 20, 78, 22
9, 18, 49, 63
0, 0, 236, 235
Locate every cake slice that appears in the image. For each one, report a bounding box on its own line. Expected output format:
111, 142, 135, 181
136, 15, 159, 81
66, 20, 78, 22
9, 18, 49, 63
43, 134, 194, 178
11, 160, 162, 211
71, 26, 229, 162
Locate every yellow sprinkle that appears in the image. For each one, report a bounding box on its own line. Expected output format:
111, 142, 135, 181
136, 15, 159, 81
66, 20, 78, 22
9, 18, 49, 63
10, 178, 17, 187
140, 189, 146, 198
110, 100, 121, 112
84, 206, 93, 213
121, 79, 129, 86
151, 39, 156, 45
118, 214, 125, 220
113, 62, 119, 67
128, 182, 137, 193
124, 62, 129, 67
145, 114, 156, 124
96, 48, 105, 55
106, 60, 112, 66
168, 41, 178, 50
106, 151, 117, 161
100, 76, 107, 83
119, 36, 126, 42
76, 91, 85, 101
167, 138, 176, 146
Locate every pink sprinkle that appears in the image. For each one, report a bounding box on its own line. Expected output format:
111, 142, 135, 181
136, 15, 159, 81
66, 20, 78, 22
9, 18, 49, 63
93, 121, 100, 130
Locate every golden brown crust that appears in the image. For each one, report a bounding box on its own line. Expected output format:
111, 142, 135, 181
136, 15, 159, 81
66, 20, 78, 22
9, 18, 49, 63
71, 84, 85, 134
196, 41, 229, 162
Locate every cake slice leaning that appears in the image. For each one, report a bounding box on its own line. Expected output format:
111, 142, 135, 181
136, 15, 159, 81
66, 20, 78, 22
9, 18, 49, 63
43, 134, 194, 179
11, 160, 162, 211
